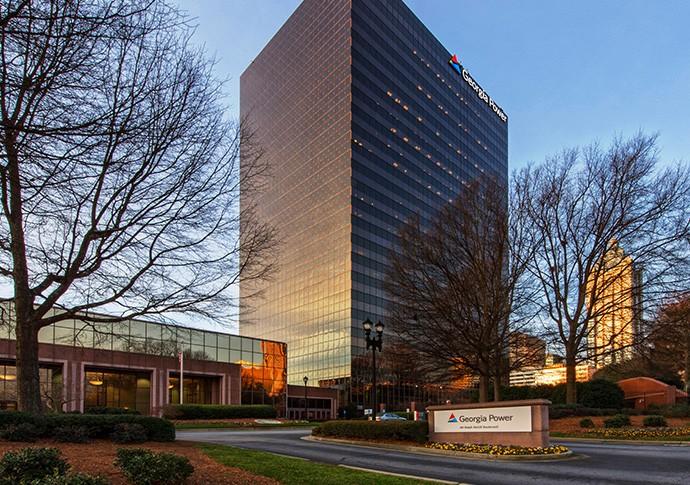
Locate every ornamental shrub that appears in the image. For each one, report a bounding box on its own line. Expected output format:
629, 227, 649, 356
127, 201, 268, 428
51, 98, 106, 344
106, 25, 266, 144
312, 420, 428, 443
642, 415, 667, 427
579, 418, 595, 428
162, 404, 277, 420
27, 471, 109, 485
115, 448, 194, 485
0, 423, 42, 442
110, 423, 148, 443
603, 414, 631, 428
0, 447, 69, 484
54, 425, 90, 443
578, 380, 625, 409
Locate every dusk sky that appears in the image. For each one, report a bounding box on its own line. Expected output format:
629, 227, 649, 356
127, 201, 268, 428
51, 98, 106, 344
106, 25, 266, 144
177, 0, 690, 170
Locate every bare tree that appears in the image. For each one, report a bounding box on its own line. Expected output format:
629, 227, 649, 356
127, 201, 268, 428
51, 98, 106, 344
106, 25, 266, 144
385, 177, 539, 402
514, 133, 690, 404
0, 0, 274, 413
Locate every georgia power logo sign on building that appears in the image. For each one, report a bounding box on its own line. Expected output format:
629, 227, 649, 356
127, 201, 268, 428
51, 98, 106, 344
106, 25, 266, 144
449, 54, 508, 123
435, 406, 533, 433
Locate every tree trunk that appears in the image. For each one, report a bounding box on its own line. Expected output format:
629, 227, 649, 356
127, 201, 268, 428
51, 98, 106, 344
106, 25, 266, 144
565, 356, 577, 405
685, 335, 690, 393
7, 135, 42, 413
493, 378, 502, 402
478, 375, 489, 403
16, 315, 42, 414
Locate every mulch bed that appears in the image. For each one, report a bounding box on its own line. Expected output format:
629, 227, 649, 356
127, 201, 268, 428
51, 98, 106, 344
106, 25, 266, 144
0, 440, 277, 485
550, 416, 689, 433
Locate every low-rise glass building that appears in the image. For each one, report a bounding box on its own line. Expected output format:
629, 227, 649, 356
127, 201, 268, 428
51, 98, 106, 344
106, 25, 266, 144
0, 304, 287, 415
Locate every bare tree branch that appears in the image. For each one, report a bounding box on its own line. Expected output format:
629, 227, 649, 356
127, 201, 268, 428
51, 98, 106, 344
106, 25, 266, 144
0, 0, 275, 412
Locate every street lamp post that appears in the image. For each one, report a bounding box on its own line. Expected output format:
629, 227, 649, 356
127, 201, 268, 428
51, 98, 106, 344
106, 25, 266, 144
303, 375, 309, 420
362, 318, 384, 417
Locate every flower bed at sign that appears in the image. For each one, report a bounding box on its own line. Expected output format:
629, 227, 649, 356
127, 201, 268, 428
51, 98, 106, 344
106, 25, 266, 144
557, 426, 690, 441
426, 442, 570, 456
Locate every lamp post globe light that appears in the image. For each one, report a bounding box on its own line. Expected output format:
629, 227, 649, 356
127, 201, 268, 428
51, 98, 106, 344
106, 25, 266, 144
362, 318, 384, 418
303, 375, 309, 420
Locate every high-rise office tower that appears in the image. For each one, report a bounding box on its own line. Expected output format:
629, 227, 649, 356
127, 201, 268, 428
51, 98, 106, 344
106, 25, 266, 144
240, 0, 508, 407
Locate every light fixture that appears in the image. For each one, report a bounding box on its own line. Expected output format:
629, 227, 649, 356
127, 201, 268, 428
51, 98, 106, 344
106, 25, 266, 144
168, 384, 174, 389
0, 375, 17, 381
88, 379, 104, 386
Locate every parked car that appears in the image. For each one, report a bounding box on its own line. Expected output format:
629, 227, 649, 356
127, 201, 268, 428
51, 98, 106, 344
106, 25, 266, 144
377, 412, 407, 421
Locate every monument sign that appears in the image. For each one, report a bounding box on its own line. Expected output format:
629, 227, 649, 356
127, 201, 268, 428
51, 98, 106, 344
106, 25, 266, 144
427, 399, 550, 447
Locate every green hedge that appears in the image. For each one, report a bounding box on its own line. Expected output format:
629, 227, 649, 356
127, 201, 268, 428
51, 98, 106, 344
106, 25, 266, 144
0, 411, 174, 442
313, 420, 428, 443
83, 407, 140, 415
500, 379, 625, 409
162, 404, 277, 420
645, 404, 690, 418
549, 404, 620, 419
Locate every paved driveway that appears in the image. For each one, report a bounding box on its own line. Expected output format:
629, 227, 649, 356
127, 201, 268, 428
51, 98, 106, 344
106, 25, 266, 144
178, 428, 690, 485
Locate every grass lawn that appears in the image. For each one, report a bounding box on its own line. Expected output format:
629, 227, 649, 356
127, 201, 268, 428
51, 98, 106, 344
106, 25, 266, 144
201, 444, 439, 485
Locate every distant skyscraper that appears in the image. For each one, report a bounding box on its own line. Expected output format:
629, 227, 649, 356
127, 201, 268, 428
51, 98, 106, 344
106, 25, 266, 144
240, 0, 508, 407
588, 240, 643, 368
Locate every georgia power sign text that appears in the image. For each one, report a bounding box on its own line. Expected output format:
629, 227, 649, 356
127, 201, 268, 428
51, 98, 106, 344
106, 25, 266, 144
434, 406, 532, 433
449, 54, 507, 123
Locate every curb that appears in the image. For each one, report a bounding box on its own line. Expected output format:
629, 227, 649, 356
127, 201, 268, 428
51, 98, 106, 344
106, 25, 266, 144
304, 435, 579, 462
552, 436, 690, 447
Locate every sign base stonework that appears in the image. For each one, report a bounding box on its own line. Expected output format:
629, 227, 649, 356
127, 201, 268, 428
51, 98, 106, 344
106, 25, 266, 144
427, 399, 551, 448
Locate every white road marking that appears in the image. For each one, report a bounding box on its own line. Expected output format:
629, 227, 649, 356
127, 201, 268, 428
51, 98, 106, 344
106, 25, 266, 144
338, 464, 469, 484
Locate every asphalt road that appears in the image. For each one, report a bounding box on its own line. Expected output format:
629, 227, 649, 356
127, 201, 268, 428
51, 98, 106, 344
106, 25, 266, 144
178, 428, 690, 485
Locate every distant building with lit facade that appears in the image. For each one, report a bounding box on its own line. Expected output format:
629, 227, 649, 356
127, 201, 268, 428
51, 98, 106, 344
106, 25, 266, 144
508, 332, 546, 369
239, 0, 508, 408
509, 363, 596, 387
587, 240, 643, 368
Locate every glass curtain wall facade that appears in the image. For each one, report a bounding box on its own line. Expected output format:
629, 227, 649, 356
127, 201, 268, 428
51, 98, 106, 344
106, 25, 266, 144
240, 0, 353, 388
349, 0, 508, 408
0, 305, 287, 409
0, 362, 62, 411
240, 0, 508, 409
84, 369, 151, 414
